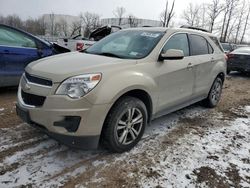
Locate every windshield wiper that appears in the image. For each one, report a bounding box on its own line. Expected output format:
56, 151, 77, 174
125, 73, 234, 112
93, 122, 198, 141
97, 52, 123, 58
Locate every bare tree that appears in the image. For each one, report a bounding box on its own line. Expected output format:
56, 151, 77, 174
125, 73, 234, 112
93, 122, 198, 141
182, 3, 200, 26
207, 0, 224, 32
227, 16, 238, 41
25, 17, 46, 35
234, 0, 246, 43
240, 3, 250, 43
199, 3, 208, 29
113, 7, 126, 25
3, 14, 23, 29
81, 12, 101, 37
0, 15, 4, 24
160, 0, 175, 27
37, 17, 47, 35
70, 20, 82, 37
128, 15, 139, 27
221, 0, 239, 42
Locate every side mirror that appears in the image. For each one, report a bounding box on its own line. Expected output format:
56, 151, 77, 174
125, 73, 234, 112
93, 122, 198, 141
159, 49, 184, 61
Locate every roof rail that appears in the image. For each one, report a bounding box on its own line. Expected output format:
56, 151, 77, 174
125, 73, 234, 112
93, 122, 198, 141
180, 25, 210, 33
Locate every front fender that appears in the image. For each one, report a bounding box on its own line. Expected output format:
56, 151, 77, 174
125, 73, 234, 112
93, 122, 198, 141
85, 70, 158, 111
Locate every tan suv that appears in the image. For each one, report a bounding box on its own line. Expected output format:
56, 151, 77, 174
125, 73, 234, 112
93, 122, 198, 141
16, 27, 226, 152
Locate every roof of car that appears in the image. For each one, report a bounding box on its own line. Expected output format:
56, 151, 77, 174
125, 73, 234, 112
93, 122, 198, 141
122, 27, 216, 37
123, 27, 168, 32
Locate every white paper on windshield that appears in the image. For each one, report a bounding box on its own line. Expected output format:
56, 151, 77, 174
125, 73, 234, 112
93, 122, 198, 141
141, 32, 160, 38
129, 51, 139, 56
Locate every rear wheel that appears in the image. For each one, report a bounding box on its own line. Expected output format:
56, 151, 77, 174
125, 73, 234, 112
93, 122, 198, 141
102, 97, 147, 153
203, 77, 223, 108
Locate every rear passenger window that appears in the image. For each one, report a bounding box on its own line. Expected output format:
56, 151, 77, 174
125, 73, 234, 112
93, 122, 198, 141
162, 33, 189, 56
209, 36, 224, 52
189, 35, 209, 56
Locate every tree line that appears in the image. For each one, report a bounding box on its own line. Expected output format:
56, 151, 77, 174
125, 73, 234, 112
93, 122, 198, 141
176, 0, 249, 43
0, 0, 249, 43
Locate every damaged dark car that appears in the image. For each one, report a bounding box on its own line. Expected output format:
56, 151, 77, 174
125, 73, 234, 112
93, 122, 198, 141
227, 47, 250, 74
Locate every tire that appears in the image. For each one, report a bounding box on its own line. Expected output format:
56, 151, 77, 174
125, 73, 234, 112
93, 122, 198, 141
101, 96, 148, 153
203, 77, 223, 108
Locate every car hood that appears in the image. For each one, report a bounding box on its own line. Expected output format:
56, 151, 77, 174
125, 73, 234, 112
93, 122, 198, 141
26, 52, 133, 83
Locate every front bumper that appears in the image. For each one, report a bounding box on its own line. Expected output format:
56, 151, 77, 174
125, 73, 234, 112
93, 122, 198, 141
16, 78, 112, 149
16, 103, 100, 149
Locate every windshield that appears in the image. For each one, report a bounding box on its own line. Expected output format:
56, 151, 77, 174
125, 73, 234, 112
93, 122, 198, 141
85, 30, 164, 59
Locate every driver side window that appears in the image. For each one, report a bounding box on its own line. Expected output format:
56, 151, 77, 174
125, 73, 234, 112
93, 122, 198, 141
162, 33, 189, 56
0, 26, 36, 48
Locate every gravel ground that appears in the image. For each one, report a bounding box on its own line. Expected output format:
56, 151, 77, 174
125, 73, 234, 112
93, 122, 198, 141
0, 72, 250, 188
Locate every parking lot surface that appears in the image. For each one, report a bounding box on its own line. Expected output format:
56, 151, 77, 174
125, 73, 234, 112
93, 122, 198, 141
0, 73, 250, 188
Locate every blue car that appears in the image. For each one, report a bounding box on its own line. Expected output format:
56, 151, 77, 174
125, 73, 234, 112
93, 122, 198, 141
0, 24, 70, 87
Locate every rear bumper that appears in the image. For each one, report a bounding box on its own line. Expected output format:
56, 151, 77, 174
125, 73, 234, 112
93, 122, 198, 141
227, 62, 250, 72
16, 103, 100, 149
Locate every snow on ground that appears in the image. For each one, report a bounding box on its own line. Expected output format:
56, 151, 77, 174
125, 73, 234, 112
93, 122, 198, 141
246, 106, 250, 113
1, 105, 250, 187
137, 111, 250, 188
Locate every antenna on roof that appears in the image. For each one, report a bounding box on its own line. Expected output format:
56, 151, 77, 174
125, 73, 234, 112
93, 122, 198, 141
180, 25, 210, 33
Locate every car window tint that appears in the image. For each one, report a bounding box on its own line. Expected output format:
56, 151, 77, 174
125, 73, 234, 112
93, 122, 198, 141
162, 33, 189, 56
0, 26, 36, 48
208, 42, 214, 54
209, 36, 224, 52
189, 35, 209, 56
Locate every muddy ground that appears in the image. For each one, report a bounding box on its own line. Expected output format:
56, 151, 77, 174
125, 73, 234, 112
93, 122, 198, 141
0, 72, 250, 188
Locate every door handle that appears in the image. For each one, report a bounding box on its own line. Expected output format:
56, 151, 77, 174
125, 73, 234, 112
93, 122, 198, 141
211, 58, 215, 63
187, 63, 193, 70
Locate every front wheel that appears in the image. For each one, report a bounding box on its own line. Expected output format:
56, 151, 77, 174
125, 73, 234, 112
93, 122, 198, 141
101, 97, 147, 153
203, 77, 223, 108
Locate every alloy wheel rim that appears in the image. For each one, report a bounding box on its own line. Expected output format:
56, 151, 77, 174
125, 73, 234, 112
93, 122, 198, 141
211, 80, 222, 104
115, 107, 143, 145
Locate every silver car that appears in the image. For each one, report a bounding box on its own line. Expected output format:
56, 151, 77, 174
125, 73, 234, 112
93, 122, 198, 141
16, 27, 226, 152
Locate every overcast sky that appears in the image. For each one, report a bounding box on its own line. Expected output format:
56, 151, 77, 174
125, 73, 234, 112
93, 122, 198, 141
0, 0, 206, 21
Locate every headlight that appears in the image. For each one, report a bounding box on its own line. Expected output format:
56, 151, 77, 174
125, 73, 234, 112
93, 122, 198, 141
56, 73, 101, 99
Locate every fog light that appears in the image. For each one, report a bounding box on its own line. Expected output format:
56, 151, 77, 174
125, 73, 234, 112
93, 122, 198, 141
54, 116, 81, 132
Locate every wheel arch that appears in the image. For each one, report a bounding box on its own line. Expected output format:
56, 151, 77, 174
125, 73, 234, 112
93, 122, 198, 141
107, 89, 153, 124
217, 72, 225, 83
99, 89, 153, 146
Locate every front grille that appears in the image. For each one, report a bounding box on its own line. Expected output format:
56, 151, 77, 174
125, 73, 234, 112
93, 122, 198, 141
21, 90, 46, 107
25, 72, 52, 87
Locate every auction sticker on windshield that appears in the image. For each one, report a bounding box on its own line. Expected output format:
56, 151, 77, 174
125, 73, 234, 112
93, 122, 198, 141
140, 32, 161, 38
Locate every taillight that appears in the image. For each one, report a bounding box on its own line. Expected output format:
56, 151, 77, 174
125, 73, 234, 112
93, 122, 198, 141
224, 54, 228, 61
227, 53, 234, 59
76, 42, 84, 51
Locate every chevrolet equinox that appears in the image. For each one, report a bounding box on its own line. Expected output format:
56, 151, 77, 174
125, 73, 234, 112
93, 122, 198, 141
16, 27, 226, 153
